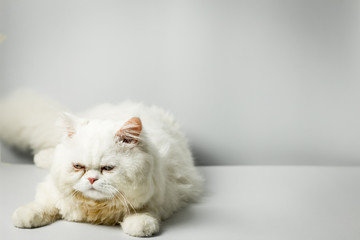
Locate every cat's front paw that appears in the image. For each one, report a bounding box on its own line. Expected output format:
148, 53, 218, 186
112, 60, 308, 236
12, 204, 44, 228
121, 213, 160, 237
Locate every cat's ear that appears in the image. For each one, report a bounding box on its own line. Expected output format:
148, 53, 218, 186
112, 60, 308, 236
115, 117, 142, 145
56, 112, 79, 138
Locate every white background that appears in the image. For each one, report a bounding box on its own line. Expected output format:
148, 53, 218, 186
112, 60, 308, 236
0, 0, 359, 165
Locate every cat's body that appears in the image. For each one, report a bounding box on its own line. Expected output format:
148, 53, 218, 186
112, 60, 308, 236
0, 91, 202, 237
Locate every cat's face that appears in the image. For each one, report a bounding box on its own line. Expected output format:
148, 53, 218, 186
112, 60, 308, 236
52, 114, 154, 205
66, 144, 124, 201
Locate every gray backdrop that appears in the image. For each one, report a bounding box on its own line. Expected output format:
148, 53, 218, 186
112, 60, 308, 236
0, 0, 359, 165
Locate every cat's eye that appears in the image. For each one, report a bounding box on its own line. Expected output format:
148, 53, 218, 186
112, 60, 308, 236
102, 166, 114, 171
73, 163, 85, 170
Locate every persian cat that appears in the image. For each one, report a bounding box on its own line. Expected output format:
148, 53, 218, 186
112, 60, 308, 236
0, 91, 203, 237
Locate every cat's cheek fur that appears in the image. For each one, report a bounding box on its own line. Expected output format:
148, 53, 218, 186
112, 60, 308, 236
115, 154, 158, 208
121, 213, 160, 237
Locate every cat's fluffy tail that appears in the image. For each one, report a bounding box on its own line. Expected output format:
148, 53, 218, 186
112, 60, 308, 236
0, 90, 64, 154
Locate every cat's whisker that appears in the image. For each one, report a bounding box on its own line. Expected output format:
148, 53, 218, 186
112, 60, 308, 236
71, 182, 136, 215
70, 190, 81, 199
120, 192, 137, 214
112, 188, 136, 214
100, 185, 130, 214
113, 192, 131, 215
114, 193, 130, 215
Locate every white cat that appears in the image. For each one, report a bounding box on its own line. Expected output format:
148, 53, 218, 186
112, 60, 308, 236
0, 91, 203, 237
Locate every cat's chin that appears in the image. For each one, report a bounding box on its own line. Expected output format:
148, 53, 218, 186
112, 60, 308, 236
81, 189, 112, 201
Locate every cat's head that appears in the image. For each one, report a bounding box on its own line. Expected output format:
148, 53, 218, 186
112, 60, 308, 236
51, 113, 156, 207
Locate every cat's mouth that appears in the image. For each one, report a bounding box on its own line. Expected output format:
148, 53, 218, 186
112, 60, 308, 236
81, 188, 111, 200
73, 182, 116, 201
85, 183, 103, 192
72, 184, 110, 200
87, 188, 104, 195
86, 185, 108, 194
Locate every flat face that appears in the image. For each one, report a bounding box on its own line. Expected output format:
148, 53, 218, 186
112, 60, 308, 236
52, 119, 151, 207
56, 121, 122, 200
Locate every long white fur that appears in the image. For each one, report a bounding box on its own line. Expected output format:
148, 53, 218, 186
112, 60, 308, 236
0, 90, 64, 153
0, 91, 203, 237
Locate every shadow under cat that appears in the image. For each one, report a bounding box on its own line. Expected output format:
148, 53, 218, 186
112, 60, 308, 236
0, 142, 33, 165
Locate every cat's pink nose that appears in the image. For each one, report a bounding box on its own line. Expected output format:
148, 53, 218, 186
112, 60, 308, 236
88, 178, 97, 184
